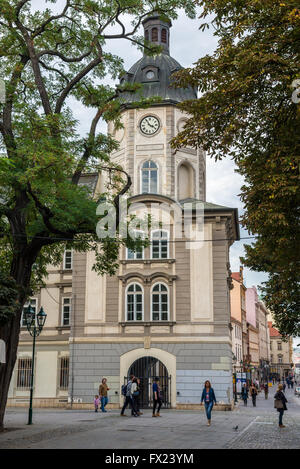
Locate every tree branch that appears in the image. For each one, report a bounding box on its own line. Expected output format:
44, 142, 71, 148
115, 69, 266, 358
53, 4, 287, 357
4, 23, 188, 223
54, 41, 103, 114
31, 0, 70, 38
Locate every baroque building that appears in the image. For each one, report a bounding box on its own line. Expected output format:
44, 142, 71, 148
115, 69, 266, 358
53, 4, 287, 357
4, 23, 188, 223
8, 15, 239, 410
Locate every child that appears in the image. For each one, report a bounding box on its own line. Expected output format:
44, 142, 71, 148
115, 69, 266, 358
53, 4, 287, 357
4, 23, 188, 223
94, 395, 100, 412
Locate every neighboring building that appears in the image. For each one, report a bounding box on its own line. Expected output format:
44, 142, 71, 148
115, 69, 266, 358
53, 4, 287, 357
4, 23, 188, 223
230, 268, 247, 371
268, 322, 293, 380
257, 298, 270, 382
245, 287, 260, 377
8, 15, 240, 409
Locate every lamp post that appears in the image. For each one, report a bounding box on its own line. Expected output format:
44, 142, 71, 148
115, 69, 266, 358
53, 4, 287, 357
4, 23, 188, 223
232, 354, 238, 404
23, 304, 47, 425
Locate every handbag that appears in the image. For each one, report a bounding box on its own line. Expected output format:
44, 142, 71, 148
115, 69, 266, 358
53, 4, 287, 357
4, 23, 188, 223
274, 399, 284, 409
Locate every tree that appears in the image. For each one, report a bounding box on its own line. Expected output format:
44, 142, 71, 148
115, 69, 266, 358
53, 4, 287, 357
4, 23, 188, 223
0, 0, 195, 430
171, 0, 300, 337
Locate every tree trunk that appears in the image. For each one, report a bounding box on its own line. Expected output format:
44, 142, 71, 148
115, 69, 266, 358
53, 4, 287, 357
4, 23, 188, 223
0, 255, 33, 431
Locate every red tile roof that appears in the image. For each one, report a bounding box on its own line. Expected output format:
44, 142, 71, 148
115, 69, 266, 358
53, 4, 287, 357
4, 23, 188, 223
268, 321, 282, 337
231, 272, 241, 282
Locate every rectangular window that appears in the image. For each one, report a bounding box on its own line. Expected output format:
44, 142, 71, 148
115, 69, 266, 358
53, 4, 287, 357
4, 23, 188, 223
62, 298, 71, 326
277, 342, 282, 351
278, 355, 283, 364
17, 358, 32, 389
21, 299, 37, 327
59, 357, 69, 390
64, 250, 72, 270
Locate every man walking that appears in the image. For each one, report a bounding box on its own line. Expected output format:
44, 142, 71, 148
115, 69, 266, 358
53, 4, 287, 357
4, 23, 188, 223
120, 374, 139, 417
99, 377, 110, 413
152, 377, 163, 418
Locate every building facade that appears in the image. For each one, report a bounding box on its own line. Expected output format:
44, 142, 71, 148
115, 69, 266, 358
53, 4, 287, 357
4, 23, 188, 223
8, 15, 239, 410
268, 322, 293, 380
230, 268, 247, 372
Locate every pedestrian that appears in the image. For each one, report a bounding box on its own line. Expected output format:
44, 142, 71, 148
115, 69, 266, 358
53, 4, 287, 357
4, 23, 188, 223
120, 374, 139, 417
201, 380, 217, 426
241, 383, 248, 406
264, 383, 269, 399
99, 377, 110, 413
291, 379, 294, 389
152, 377, 163, 418
250, 383, 258, 406
274, 383, 288, 428
94, 394, 100, 413
131, 377, 143, 416
283, 382, 286, 392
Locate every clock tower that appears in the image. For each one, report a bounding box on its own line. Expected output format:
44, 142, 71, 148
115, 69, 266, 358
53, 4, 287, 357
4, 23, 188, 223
108, 14, 206, 202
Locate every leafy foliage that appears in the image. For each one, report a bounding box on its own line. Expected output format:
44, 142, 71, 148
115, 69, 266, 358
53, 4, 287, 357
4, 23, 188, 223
171, 0, 300, 336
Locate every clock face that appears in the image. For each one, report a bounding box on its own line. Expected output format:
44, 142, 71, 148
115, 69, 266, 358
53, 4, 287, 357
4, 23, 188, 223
140, 115, 160, 135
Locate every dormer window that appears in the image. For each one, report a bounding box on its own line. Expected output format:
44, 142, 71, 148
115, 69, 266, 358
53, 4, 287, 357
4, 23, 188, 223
146, 70, 155, 80
142, 66, 159, 82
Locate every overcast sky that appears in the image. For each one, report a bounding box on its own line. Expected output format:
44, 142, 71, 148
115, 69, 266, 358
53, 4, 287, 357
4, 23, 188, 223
30, 1, 269, 290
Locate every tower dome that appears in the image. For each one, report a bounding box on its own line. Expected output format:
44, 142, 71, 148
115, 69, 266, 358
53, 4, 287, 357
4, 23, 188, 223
119, 14, 197, 107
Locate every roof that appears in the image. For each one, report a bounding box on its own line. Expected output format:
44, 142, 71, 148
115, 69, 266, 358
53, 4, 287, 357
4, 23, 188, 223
232, 272, 241, 282
268, 321, 282, 338
119, 53, 197, 107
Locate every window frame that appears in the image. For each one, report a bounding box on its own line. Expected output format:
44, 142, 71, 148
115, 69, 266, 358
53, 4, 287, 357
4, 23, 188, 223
140, 160, 159, 194
126, 230, 145, 260
16, 357, 32, 389
62, 297, 71, 326
151, 282, 169, 321
63, 250, 72, 270
125, 283, 144, 322
151, 229, 169, 259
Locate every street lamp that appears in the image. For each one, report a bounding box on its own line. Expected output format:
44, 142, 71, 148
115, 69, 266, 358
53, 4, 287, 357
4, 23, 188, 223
23, 304, 47, 425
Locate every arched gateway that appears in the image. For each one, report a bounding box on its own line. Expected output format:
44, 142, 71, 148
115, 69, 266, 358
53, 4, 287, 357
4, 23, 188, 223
124, 356, 171, 409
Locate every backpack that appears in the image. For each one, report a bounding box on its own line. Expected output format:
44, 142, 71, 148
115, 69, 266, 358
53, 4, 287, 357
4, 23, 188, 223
121, 384, 127, 396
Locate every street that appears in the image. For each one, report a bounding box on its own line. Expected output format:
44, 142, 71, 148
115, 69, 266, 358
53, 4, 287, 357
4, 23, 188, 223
1, 388, 300, 449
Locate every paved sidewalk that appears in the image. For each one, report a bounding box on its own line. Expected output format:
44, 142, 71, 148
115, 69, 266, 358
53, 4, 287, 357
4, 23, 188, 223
1, 388, 299, 449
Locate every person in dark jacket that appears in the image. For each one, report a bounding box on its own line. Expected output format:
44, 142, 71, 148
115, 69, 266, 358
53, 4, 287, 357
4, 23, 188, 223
250, 383, 258, 407
241, 383, 248, 406
274, 383, 288, 428
201, 380, 217, 426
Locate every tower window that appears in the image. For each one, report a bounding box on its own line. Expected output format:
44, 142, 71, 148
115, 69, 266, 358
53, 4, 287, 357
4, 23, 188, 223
161, 28, 167, 43
141, 160, 158, 194
151, 28, 158, 42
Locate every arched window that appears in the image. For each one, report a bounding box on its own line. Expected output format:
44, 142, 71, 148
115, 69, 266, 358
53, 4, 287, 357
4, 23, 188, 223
127, 230, 144, 260
141, 160, 158, 193
152, 283, 169, 321
126, 283, 143, 321
151, 230, 169, 259
151, 27, 158, 42
161, 28, 167, 43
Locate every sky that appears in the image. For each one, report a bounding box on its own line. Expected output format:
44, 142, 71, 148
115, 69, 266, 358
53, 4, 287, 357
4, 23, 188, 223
29, 1, 269, 292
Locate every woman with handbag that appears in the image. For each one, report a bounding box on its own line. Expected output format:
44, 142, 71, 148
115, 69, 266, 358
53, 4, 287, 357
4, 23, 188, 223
274, 383, 288, 428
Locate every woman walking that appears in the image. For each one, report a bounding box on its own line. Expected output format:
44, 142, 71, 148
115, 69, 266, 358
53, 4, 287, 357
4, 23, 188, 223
201, 380, 217, 426
274, 384, 288, 428
241, 383, 248, 406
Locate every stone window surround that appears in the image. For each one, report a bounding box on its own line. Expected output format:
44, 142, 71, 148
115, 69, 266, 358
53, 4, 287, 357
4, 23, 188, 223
120, 272, 176, 323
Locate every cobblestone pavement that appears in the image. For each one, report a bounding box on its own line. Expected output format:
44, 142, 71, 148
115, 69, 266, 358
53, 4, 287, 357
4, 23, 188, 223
1, 388, 300, 449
